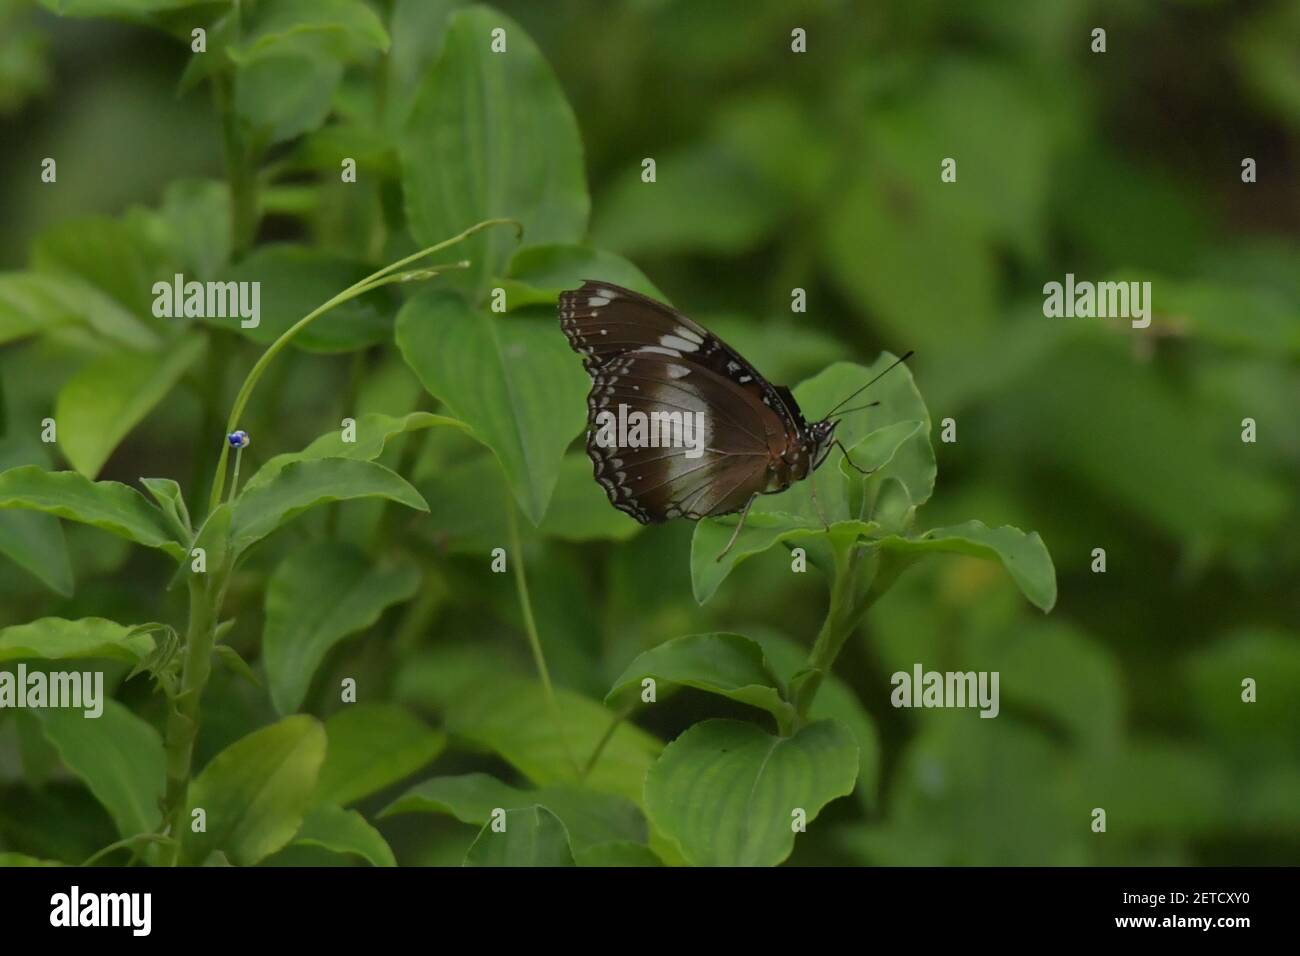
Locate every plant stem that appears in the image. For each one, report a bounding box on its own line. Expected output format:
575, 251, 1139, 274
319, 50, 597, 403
504, 490, 578, 773
161, 572, 220, 864
206, 218, 519, 512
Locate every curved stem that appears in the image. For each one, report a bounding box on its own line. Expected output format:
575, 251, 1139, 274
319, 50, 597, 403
207, 218, 519, 512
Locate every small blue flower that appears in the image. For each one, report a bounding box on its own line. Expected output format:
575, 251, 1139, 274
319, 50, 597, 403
227, 430, 250, 449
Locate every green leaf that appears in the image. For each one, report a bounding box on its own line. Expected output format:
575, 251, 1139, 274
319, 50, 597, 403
573, 841, 662, 867
645, 718, 858, 866
35, 699, 165, 838
463, 805, 575, 867
315, 704, 446, 805
396, 291, 587, 523
56, 335, 205, 478
291, 804, 396, 867
499, 244, 665, 309
442, 677, 662, 807
229, 458, 428, 556
0, 440, 72, 596
381, 773, 647, 851
230, 0, 390, 64
234, 55, 342, 145
537, 452, 643, 542
873, 520, 1057, 613
401, 5, 589, 293
0, 466, 183, 559
151, 179, 231, 280
0, 271, 158, 349
0, 617, 154, 664
185, 716, 327, 866
264, 544, 422, 713
38, 0, 209, 16
139, 477, 192, 542
0, 853, 61, 866
606, 633, 794, 730
246, 411, 466, 491
213, 644, 261, 688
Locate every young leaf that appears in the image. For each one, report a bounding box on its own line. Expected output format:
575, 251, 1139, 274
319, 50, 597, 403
35, 699, 165, 839
401, 5, 589, 293
396, 291, 587, 523
263, 544, 421, 714
229, 458, 428, 555
0, 617, 155, 664
0, 466, 183, 558
228, 0, 390, 64
463, 806, 575, 867
644, 718, 858, 867
314, 703, 446, 806
140, 477, 193, 542
605, 633, 795, 731
381, 773, 647, 851
872, 520, 1057, 612
56, 335, 205, 478
185, 716, 327, 866
245, 411, 466, 491
290, 804, 396, 867
0, 271, 158, 349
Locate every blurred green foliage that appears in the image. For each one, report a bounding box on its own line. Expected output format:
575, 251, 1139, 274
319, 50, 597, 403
0, 0, 1296, 866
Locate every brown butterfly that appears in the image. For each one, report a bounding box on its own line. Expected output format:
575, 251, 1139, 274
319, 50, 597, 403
559, 280, 909, 558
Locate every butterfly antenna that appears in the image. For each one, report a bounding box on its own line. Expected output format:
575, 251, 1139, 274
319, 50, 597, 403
823, 350, 914, 418
830, 401, 880, 420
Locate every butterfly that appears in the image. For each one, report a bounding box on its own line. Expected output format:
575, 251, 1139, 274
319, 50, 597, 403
558, 280, 911, 559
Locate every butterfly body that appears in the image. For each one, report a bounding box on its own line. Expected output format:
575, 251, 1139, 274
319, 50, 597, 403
558, 280, 841, 527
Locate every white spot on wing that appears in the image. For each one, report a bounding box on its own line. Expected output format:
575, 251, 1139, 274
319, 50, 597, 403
588, 295, 611, 306
659, 334, 698, 352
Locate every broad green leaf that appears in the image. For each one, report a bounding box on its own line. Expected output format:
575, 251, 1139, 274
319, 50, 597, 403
463, 806, 575, 867
573, 841, 662, 867
442, 677, 662, 807
606, 633, 794, 730
0, 440, 72, 596
872, 520, 1057, 612
315, 703, 446, 805
140, 477, 192, 542
387, 0, 465, 133
230, 0, 390, 64
36, 699, 165, 838
264, 544, 422, 713
229, 458, 428, 555
499, 245, 665, 309
381, 773, 647, 851
153, 179, 231, 280
235, 54, 342, 145
31, 215, 170, 318
186, 716, 327, 866
291, 804, 396, 867
0, 617, 154, 664
219, 245, 394, 351
39, 0, 208, 15
56, 335, 205, 478
396, 291, 587, 523
0, 466, 184, 559
537, 452, 643, 542
0, 271, 157, 349
246, 411, 466, 491
645, 718, 858, 866
401, 5, 589, 293
751, 629, 882, 811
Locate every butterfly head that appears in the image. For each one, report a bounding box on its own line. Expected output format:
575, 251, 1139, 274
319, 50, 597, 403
808, 419, 839, 471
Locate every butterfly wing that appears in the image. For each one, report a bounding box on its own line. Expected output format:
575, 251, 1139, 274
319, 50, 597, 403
584, 349, 777, 523
559, 280, 807, 428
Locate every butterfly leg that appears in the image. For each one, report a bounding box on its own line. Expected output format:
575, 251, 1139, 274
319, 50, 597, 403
715, 493, 759, 563
834, 439, 878, 476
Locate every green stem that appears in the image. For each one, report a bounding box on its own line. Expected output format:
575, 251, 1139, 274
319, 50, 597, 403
206, 218, 519, 512
161, 572, 221, 864
504, 490, 577, 773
